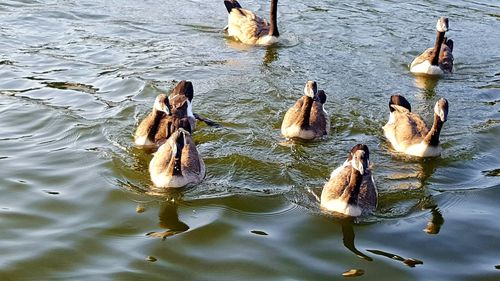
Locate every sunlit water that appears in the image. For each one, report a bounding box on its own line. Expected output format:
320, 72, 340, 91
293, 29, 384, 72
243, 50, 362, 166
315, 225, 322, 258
1, 0, 499, 280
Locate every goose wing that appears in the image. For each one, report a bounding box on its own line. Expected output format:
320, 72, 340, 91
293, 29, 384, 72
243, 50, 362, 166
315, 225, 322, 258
321, 163, 351, 203
281, 96, 306, 130
228, 8, 269, 44
439, 39, 454, 72
181, 137, 204, 176
358, 171, 377, 211
310, 101, 330, 137
410, 47, 434, 69
392, 108, 429, 147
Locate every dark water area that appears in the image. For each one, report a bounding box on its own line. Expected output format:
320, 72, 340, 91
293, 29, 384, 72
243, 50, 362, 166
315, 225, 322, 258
1, 0, 499, 280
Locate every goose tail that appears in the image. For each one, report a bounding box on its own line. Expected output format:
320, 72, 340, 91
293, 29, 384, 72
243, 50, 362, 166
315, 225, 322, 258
444, 38, 454, 52
224, 0, 242, 13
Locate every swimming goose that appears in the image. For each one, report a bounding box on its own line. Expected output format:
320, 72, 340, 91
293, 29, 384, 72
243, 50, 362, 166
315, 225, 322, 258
410, 17, 454, 75
383, 95, 449, 157
169, 80, 196, 131
281, 81, 330, 140
134, 94, 170, 147
169, 80, 221, 128
162, 94, 194, 140
224, 0, 279, 45
149, 128, 206, 188
321, 144, 377, 217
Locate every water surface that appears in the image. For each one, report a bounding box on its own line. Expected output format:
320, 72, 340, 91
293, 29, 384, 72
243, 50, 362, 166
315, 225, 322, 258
1, 0, 499, 280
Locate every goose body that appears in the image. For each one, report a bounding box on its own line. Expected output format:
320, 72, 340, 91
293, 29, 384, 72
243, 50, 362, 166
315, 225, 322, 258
410, 17, 454, 75
134, 94, 170, 147
321, 144, 377, 217
224, 0, 279, 46
383, 95, 449, 157
149, 128, 205, 188
281, 81, 330, 140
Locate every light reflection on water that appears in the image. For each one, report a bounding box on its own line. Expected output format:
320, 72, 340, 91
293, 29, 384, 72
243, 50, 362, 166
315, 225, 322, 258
0, 0, 500, 280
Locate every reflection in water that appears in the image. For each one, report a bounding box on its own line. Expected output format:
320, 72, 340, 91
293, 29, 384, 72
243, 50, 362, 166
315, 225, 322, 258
366, 249, 423, 268
423, 207, 444, 235
146, 202, 190, 240
339, 217, 373, 261
416, 158, 439, 187
262, 45, 279, 66
414, 75, 440, 98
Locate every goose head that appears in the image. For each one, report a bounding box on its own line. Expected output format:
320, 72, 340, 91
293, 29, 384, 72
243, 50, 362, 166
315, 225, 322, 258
389, 94, 411, 112
316, 90, 327, 104
303, 80, 318, 98
348, 144, 370, 175
169, 95, 190, 118
434, 97, 449, 122
436, 17, 449, 33
154, 94, 170, 114
171, 80, 194, 102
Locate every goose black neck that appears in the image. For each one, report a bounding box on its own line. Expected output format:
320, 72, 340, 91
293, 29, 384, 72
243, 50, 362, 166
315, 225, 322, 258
345, 168, 363, 206
299, 96, 313, 129
147, 109, 165, 141
424, 114, 444, 146
431, 31, 446, 66
173, 133, 185, 176
269, 0, 279, 37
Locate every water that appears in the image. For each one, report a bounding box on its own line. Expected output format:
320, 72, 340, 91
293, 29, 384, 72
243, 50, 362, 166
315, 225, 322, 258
1, 0, 499, 280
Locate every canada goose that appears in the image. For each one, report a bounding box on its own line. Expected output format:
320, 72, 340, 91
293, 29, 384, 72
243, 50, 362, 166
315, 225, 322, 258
224, 0, 279, 45
162, 94, 194, 141
383, 95, 449, 157
281, 81, 330, 140
169, 80, 196, 130
410, 17, 454, 75
320, 144, 377, 217
134, 94, 170, 147
169, 80, 221, 128
149, 128, 206, 188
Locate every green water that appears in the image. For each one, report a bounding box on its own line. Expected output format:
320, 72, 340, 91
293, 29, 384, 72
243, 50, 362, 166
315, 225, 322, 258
1, 0, 499, 280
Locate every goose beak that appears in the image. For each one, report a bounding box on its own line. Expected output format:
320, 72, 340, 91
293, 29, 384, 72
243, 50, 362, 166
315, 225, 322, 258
436, 17, 449, 32
304, 81, 318, 98
351, 150, 368, 175
435, 98, 449, 122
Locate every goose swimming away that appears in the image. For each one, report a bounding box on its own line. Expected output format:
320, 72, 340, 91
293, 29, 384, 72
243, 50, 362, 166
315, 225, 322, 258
169, 80, 196, 131
281, 81, 330, 140
134, 94, 170, 147
410, 17, 454, 75
149, 128, 206, 188
320, 144, 377, 217
224, 0, 279, 45
170, 80, 221, 128
383, 95, 449, 157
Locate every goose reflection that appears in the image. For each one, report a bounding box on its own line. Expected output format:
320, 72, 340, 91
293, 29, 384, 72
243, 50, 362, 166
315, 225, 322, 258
424, 206, 444, 234
414, 74, 440, 97
146, 202, 189, 240
366, 249, 424, 267
263, 45, 279, 66
339, 217, 373, 261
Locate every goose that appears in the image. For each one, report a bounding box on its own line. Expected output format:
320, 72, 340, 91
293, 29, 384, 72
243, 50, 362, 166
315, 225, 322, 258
383, 95, 449, 157
134, 94, 170, 147
169, 80, 221, 128
162, 94, 194, 140
169, 80, 196, 131
149, 128, 206, 188
281, 81, 330, 140
320, 144, 377, 217
224, 0, 279, 45
410, 17, 454, 75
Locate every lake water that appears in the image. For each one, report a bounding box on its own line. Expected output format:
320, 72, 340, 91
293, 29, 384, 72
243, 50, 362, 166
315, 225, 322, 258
1, 0, 499, 280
